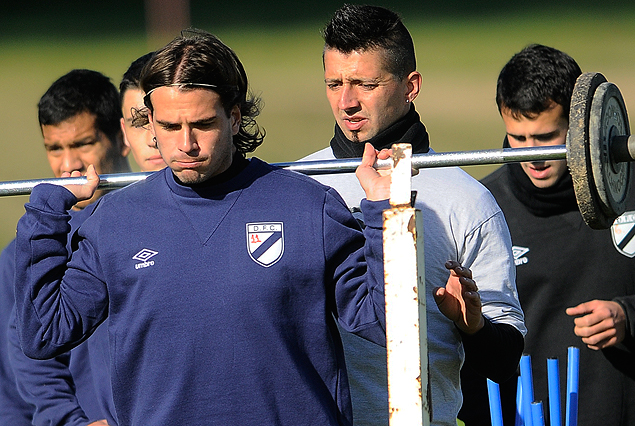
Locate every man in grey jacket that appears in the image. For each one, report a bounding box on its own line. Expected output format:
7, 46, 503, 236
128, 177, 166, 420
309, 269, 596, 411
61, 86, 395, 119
301, 4, 526, 425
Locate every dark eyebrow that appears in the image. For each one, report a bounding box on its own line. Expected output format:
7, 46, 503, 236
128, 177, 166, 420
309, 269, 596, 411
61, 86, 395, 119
156, 116, 218, 128
44, 136, 99, 150
192, 117, 217, 125
155, 119, 176, 127
507, 130, 561, 140
70, 136, 100, 146
325, 77, 382, 84
533, 130, 561, 140
352, 77, 382, 85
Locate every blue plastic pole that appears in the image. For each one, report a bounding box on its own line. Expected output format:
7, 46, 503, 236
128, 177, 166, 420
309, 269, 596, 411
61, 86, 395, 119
515, 377, 524, 426
547, 358, 562, 426
520, 355, 535, 426
487, 379, 504, 426
565, 347, 580, 426
531, 401, 546, 426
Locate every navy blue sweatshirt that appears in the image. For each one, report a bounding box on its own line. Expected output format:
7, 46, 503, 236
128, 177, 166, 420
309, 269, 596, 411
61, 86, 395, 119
0, 239, 32, 425
14, 158, 387, 426
4, 206, 116, 425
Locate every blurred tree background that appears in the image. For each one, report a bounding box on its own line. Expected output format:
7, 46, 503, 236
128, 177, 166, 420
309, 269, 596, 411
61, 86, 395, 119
0, 0, 634, 247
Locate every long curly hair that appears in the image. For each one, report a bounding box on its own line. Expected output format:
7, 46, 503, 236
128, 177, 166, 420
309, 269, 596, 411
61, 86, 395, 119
140, 28, 265, 154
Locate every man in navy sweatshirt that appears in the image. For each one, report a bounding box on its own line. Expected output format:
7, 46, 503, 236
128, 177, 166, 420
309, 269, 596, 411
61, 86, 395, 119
13, 29, 468, 426
0, 69, 131, 425
4, 54, 166, 426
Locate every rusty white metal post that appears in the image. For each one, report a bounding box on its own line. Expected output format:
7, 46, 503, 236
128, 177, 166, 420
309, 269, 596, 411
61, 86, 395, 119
383, 143, 430, 425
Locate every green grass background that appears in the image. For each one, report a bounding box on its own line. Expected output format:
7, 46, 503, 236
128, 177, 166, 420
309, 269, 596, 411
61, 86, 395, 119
1, 5, 634, 248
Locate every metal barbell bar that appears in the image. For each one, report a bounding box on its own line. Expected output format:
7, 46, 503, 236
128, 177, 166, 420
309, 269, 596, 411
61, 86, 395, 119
0, 145, 568, 197
0, 72, 632, 230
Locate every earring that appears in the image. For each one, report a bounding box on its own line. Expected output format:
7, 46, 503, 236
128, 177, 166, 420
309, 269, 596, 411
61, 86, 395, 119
405, 99, 410, 103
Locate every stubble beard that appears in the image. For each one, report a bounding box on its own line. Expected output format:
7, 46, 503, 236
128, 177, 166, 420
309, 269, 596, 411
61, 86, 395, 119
173, 169, 207, 185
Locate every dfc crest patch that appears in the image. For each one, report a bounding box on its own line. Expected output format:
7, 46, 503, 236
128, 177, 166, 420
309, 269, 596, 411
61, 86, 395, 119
611, 211, 635, 258
246, 222, 284, 267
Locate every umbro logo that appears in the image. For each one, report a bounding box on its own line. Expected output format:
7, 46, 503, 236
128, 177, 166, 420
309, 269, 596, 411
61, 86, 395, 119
512, 246, 529, 266
133, 248, 158, 269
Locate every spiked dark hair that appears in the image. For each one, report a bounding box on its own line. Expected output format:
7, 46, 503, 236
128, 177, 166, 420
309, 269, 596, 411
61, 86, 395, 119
322, 4, 416, 79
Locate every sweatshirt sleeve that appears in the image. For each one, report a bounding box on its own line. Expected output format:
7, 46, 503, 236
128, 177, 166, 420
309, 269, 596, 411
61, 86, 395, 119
7, 307, 91, 426
613, 295, 635, 348
457, 193, 525, 382
463, 208, 526, 335
326, 189, 387, 346
14, 184, 108, 360
460, 317, 524, 383
601, 295, 635, 379
0, 239, 34, 425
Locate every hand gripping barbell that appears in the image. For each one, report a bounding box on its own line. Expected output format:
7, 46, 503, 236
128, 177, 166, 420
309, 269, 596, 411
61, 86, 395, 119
0, 72, 632, 230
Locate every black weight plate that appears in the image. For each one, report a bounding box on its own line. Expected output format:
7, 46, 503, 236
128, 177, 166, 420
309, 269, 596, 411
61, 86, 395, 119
567, 72, 612, 229
589, 81, 630, 221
